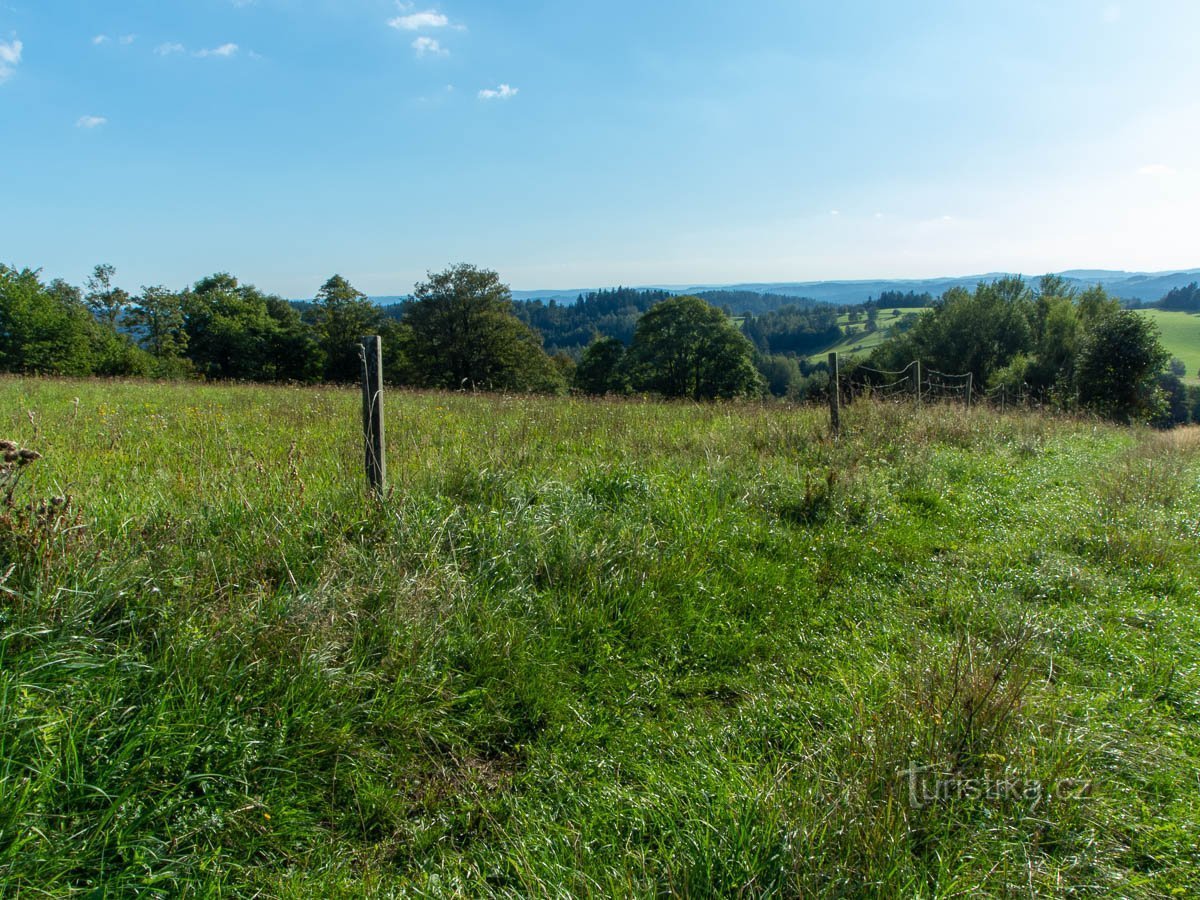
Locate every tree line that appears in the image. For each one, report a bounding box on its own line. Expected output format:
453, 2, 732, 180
0, 262, 762, 399
2, 260, 1195, 424
864, 275, 1196, 425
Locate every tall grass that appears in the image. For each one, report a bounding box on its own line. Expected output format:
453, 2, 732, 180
1, 377, 1198, 896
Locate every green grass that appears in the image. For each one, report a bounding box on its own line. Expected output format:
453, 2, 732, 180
1139, 309, 1200, 383
806, 308, 925, 363
2, 377, 1200, 896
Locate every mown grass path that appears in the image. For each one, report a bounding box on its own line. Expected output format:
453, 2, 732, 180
1, 378, 1198, 896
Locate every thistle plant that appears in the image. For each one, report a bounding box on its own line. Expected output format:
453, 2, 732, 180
0, 439, 74, 567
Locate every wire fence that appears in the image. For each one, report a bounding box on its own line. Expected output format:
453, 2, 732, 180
824, 352, 1041, 435
833, 359, 1036, 409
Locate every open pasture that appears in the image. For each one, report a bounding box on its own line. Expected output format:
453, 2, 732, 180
1, 378, 1199, 896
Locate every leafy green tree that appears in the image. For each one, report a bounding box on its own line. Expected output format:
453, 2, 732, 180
265, 296, 324, 383
182, 274, 319, 382
0, 265, 95, 374
872, 277, 1035, 386
1023, 294, 1080, 399
127, 286, 189, 361
308, 275, 387, 383
1075, 309, 1170, 422
756, 353, 803, 398
85, 263, 131, 328
624, 296, 764, 400
574, 336, 628, 395
0, 265, 149, 376
1167, 358, 1187, 378
1153, 372, 1191, 428
405, 264, 565, 393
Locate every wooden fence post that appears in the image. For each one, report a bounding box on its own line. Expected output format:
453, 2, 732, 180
913, 360, 922, 405
360, 335, 386, 496
965, 372, 974, 409
828, 351, 841, 436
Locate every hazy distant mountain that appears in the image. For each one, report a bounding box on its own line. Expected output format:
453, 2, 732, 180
491, 269, 1200, 308
357, 269, 1200, 309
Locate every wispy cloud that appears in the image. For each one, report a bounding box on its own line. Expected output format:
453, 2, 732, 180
94, 34, 136, 47
0, 38, 22, 83
195, 43, 239, 58
412, 36, 447, 57
390, 10, 450, 31
120, 35, 136, 46
478, 83, 518, 100
1137, 163, 1177, 177
93, 34, 109, 45
76, 115, 108, 129
156, 42, 240, 59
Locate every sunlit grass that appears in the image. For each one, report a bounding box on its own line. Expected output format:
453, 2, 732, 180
1, 376, 1198, 896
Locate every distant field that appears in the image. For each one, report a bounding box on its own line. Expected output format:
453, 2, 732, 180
1139, 309, 1200, 383
805, 307, 925, 363
2, 378, 1199, 895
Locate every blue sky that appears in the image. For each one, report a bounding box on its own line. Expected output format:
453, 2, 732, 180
2, 1, 1198, 298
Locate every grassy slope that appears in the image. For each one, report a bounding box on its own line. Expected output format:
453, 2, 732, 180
1140, 309, 1200, 384
2, 379, 1199, 896
805, 308, 925, 363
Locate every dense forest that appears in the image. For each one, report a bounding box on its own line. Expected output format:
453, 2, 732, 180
1, 260, 1196, 423
1158, 282, 1200, 312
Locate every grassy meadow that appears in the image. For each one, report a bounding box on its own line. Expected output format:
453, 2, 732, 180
1139, 310, 1200, 384
806, 308, 925, 364
2, 378, 1200, 896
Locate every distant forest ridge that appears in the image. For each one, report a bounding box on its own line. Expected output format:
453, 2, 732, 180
359, 268, 1200, 309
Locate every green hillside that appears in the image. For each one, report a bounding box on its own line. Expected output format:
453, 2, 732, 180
1140, 309, 1200, 384
805, 307, 924, 363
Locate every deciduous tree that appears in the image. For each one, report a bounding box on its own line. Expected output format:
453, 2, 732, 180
406, 264, 565, 393
624, 296, 763, 400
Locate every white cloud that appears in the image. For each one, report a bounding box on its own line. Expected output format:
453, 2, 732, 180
390, 10, 449, 30
829, 209, 840, 216
120, 35, 136, 46
76, 115, 108, 129
93, 34, 109, 45
195, 43, 239, 58
1137, 163, 1177, 177
412, 36, 447, 57
156, 42, 185, 56
0, 39, 21, 82
95, 34, 135, 47
478, 83, 518, 100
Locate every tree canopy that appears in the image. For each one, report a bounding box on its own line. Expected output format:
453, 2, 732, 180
624, 295, 763, 400
406, 264, 565, 393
